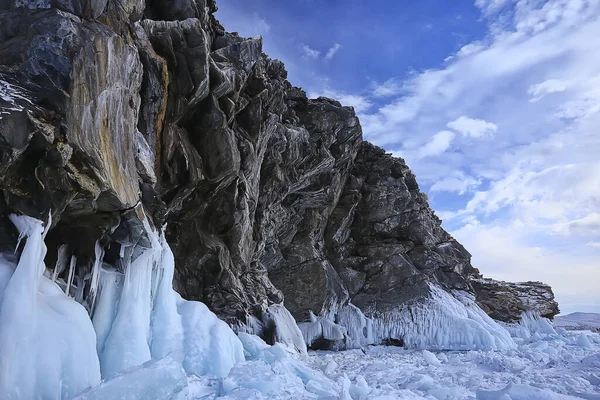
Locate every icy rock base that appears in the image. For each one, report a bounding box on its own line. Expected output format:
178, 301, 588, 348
303, 285, 516, 351
0, 215, 244, 399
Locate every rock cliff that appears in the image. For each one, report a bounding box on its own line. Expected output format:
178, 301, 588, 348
0, 0, 558, 349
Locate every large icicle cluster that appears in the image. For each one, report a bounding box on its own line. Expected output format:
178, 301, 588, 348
0, 215, 101, 399
0, 215, 244, 398
301, 285, 516, 351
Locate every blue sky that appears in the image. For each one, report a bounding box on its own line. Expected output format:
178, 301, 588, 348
216, 0, 600, 315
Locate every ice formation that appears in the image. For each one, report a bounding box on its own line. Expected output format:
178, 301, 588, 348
93, 221, 245, 380
261, 304, 308, 355
72, 355, 188, 400
502, 310, 558, 341
0, 215, 101, 399
308, 285, 516, 351
0, 214, 244, 398
298, 310, 345, 349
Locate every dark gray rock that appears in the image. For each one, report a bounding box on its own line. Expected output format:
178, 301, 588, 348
471, 278, 560, 322
0, 0, 559, 349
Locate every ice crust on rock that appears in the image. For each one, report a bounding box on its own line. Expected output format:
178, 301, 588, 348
502, 310, 558, 342
311, 285, 516, 351
0, 215, 101, 399
298, 310, 346, 349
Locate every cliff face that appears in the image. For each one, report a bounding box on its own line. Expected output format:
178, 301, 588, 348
0, 0, 558, 348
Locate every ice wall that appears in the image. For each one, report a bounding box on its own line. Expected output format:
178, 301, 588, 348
0, 215, 101, 399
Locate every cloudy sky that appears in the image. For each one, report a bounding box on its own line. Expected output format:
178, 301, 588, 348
216, 0, 600, 314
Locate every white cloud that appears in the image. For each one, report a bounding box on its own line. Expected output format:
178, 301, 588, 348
430, 172, 481, 195
452, 220, 600, 314
456, 42, 486, 58
447, 116, 498, 138
325, 43, 341, 60
308, 88, 372, 113
528, 79, 570, 102
353, 0, 600, 312
417, 131, 455, 159
301, 44, 320, 60
371, 78, 403, 98
253, 13, 271, 34
554, 213, 600, 237
475, 0, 512, 16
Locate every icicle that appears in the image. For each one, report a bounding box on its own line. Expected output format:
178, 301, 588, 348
88, 241, 104, 313
65, 255, 77, 297
74, 276, 85, 304
53, 245, 69, 282
0, 214, 101, 398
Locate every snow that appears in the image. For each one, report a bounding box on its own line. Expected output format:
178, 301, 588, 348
555, 312, 600, 332
0, 79, 33, 119
72, 354, 188, 400
0, 215, 101, 399
306, 328, 600, 400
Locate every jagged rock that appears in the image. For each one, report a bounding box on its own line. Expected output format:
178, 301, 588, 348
0, 0, 559, 350
471, 278, 560, 322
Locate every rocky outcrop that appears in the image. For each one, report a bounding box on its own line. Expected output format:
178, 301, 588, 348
0, 0, 559, 349
471, 278, 559, 322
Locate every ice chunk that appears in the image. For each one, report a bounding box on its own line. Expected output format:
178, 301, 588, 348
72, 355, 188, 400
577, 333, 592, 349
262, 304, 308, 355
0, 215, 101, 399
178, 293, 245, 377
350, 375, 371, 399
422, 350, 442, 366
228, 333, 341, 398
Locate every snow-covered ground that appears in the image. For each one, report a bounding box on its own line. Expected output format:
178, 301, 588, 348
555, 313, 600, 332
178, 328, 600, 400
